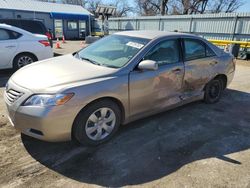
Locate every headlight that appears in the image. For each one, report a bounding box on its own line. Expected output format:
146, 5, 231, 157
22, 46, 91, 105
23, 93, 74, 106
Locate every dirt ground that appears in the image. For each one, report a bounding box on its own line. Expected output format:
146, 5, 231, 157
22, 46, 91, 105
0, 55, 250, 187
53, 40, 85, 55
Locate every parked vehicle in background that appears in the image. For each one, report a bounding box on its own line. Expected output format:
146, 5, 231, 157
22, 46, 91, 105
0, 19, 53, 47
0, 24, 53, 70
4, 31, 235, 146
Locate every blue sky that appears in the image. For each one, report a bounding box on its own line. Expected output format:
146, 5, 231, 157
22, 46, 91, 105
125, 0, 250, 13
55, 0, 250, 13
238, 0, 250, 12
127, 0, 250, 13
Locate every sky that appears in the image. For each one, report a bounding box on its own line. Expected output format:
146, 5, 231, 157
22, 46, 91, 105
238, 0, 250, 12
110, 0, 250, 13
54, 0, 250, 13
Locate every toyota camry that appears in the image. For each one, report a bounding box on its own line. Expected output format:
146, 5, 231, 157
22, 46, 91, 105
4, 31, 235, 145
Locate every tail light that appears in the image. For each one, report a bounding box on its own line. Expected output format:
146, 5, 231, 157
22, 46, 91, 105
39, 40, 50, 47
46, 32, 52, 39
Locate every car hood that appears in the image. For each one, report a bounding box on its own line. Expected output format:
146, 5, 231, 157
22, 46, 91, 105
10, 54, 117, 92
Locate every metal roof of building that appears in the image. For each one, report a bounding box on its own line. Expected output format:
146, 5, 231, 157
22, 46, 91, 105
0, 0, 91, 15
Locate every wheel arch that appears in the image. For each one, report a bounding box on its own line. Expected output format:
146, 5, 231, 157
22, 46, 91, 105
203, 74, 228, 92
13, 52, 38, 67
71, 96, 126, 140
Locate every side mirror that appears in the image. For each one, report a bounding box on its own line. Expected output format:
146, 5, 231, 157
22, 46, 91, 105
138, 60, 158, 71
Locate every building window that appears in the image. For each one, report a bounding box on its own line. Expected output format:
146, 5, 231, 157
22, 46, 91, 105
54, 19, 63, 38
67, 21, 77, 30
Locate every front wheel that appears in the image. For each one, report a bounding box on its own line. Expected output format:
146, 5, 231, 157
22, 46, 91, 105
204, 78, 223, 104
72, 100, 121, 146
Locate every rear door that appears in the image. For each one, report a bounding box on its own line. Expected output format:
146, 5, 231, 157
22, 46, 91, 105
182, 38, 218, 97
129, 38, 184, 118
0, 28, 19, 68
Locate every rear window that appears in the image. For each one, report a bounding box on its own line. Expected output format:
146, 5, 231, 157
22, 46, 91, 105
184, 39, 206, 61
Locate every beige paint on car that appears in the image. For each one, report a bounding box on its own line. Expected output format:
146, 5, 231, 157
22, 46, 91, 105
4, 31, 235, 142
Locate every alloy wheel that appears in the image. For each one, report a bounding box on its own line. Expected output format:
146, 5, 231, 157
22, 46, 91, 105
17, 56, 34, 68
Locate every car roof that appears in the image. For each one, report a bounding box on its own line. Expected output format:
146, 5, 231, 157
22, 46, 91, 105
115, 30, 197, 40
114, 30, 223, 57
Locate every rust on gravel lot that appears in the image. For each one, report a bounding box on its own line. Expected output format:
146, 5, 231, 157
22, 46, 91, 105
0, 61, 250, 187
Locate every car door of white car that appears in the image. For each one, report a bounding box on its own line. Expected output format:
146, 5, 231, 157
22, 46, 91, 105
0, 28, 19, 69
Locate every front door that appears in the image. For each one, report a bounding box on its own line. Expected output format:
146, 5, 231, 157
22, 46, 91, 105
129, 39, 184, 118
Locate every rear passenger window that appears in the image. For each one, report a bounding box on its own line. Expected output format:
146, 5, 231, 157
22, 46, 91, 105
0, 29, 10, 40
9, 30, 22, 39
144, 39, 180, 66
184, 39, 206, 61
0, 29, 22, 40
206, 45, 216, 57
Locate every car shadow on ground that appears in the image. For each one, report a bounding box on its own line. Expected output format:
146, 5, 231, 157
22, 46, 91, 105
22, 89, 250, 187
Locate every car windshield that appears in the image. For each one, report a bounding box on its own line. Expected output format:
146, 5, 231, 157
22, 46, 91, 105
77, 35, 150, 68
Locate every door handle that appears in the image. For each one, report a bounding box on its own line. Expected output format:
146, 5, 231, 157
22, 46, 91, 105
5, 45, 16, 48
172, 68, 182, 73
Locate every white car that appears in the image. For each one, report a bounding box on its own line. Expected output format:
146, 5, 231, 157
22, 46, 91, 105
0, 24, 53, 70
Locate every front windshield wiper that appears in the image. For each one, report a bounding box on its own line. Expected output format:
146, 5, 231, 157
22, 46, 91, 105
77, 55, 118, 69
101, 64, 119, 68
80, 56, 102, 66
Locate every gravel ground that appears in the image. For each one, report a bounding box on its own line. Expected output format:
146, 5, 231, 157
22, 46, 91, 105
0, 57, 250, 187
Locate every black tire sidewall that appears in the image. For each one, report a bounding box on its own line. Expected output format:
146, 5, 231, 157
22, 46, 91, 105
72, 100, 121, 146
204, 79, 223, 104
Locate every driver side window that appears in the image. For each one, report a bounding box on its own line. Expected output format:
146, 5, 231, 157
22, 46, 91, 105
144, 39, 180, 66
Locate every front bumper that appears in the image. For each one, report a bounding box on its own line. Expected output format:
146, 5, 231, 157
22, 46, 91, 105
4, 80, 76, 142
226, 70, 235, 87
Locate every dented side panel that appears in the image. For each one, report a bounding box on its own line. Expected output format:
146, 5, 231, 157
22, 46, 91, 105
183, 56, 219, 93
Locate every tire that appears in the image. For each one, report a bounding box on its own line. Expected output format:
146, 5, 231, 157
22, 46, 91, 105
13, 53, 36, 70
239, 52, 247, 60
72, 99, 121, 146
204, 78, 223, 104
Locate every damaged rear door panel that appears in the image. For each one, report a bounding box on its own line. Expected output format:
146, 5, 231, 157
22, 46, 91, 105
181, 38, 219, 99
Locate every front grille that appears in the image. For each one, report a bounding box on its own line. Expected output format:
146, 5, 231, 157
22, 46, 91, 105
5, 89, 23, 104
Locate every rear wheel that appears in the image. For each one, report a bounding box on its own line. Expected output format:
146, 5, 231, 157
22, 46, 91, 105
72, 99, 121, 146
204, 78, 223, 104
13, 53, 36, 70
